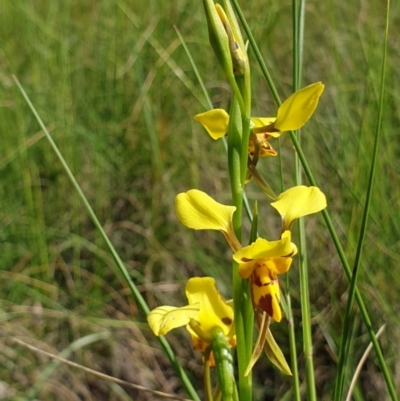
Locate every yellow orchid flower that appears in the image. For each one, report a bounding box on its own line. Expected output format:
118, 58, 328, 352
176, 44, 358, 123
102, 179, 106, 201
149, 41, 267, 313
233, 231, 297, 322
147, 277, 236, 360
271, 185, 327, 231
194, 82, 324, 157
175, 189, 241, 251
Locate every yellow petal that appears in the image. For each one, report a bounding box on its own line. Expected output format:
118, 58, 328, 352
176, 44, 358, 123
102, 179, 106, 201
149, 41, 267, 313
238, 260, 257, 279
194, 109, 229, 140
147, 304, 200, 336
252, 270, 282, 322
175, 189, 236, 234
251, 117, 276, 129
260, 257, 293, 275
233, 231, 296, 264
186, 277, 234, 339
274, 82, 324, 132
271, 186, 327, 230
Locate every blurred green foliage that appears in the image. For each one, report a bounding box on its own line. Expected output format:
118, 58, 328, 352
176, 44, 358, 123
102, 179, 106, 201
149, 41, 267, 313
0, 0, 399, 399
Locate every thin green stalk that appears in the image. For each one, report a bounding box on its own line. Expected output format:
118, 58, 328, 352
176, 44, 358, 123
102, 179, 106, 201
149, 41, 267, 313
297, 232, 317, 400
293, 0, 316, 399
229, 4, 396, 396
13, 76, 201, 401
285, 293, 301, 401
173, 25, 213, 110
333, 2, 395, 400
228, 96, 251, 401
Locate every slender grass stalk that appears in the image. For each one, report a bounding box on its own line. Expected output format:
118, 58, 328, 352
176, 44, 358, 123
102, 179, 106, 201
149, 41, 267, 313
292, 0, 316, 399
333, 2, 395, 400
345, 325, 386, 401
13, 76, 201, 401
173, 26, 213, 111
229, 4, 397, 397
285, 294, 301, 401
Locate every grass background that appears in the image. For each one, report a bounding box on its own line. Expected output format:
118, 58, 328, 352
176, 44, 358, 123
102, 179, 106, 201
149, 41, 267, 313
1, 0, 399, 400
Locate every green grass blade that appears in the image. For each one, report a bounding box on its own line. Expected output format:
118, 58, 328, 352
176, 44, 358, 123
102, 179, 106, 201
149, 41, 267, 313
292, 0, 316, 399
333, 2, 396, 400
13, 76, 201, 401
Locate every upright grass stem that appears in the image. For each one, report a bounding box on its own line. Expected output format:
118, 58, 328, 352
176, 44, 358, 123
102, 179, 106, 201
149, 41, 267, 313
292, 0, 316, 399
333, 2, 395, 400
13, 76, 201, 401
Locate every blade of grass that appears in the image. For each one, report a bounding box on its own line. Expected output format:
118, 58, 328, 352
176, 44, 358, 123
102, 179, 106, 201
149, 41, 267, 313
345, 325, 386, 401
285, 293, 300, 400
333, 1, 395, 400
229, 3, 397, 397
292, 0, 316, 399
13, 75, 201, 401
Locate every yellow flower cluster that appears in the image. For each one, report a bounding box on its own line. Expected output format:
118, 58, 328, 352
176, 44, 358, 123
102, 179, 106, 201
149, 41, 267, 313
175, 188, 326, 322
147, 186, 326, 361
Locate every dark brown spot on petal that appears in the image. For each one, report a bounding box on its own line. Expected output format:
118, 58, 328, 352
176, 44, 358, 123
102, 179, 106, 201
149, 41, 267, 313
253, 274, 263, 287
253, 270, 272, 287
258, 294, 273, 318
221, 317, 233, 326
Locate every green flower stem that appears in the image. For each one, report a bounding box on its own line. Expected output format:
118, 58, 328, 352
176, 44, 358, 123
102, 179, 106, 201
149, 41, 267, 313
13, 76, 201, 401
228, 4, 396, 396
228, 97, 244, 237
334, 2, 396, 400
228, 96, 252, 401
